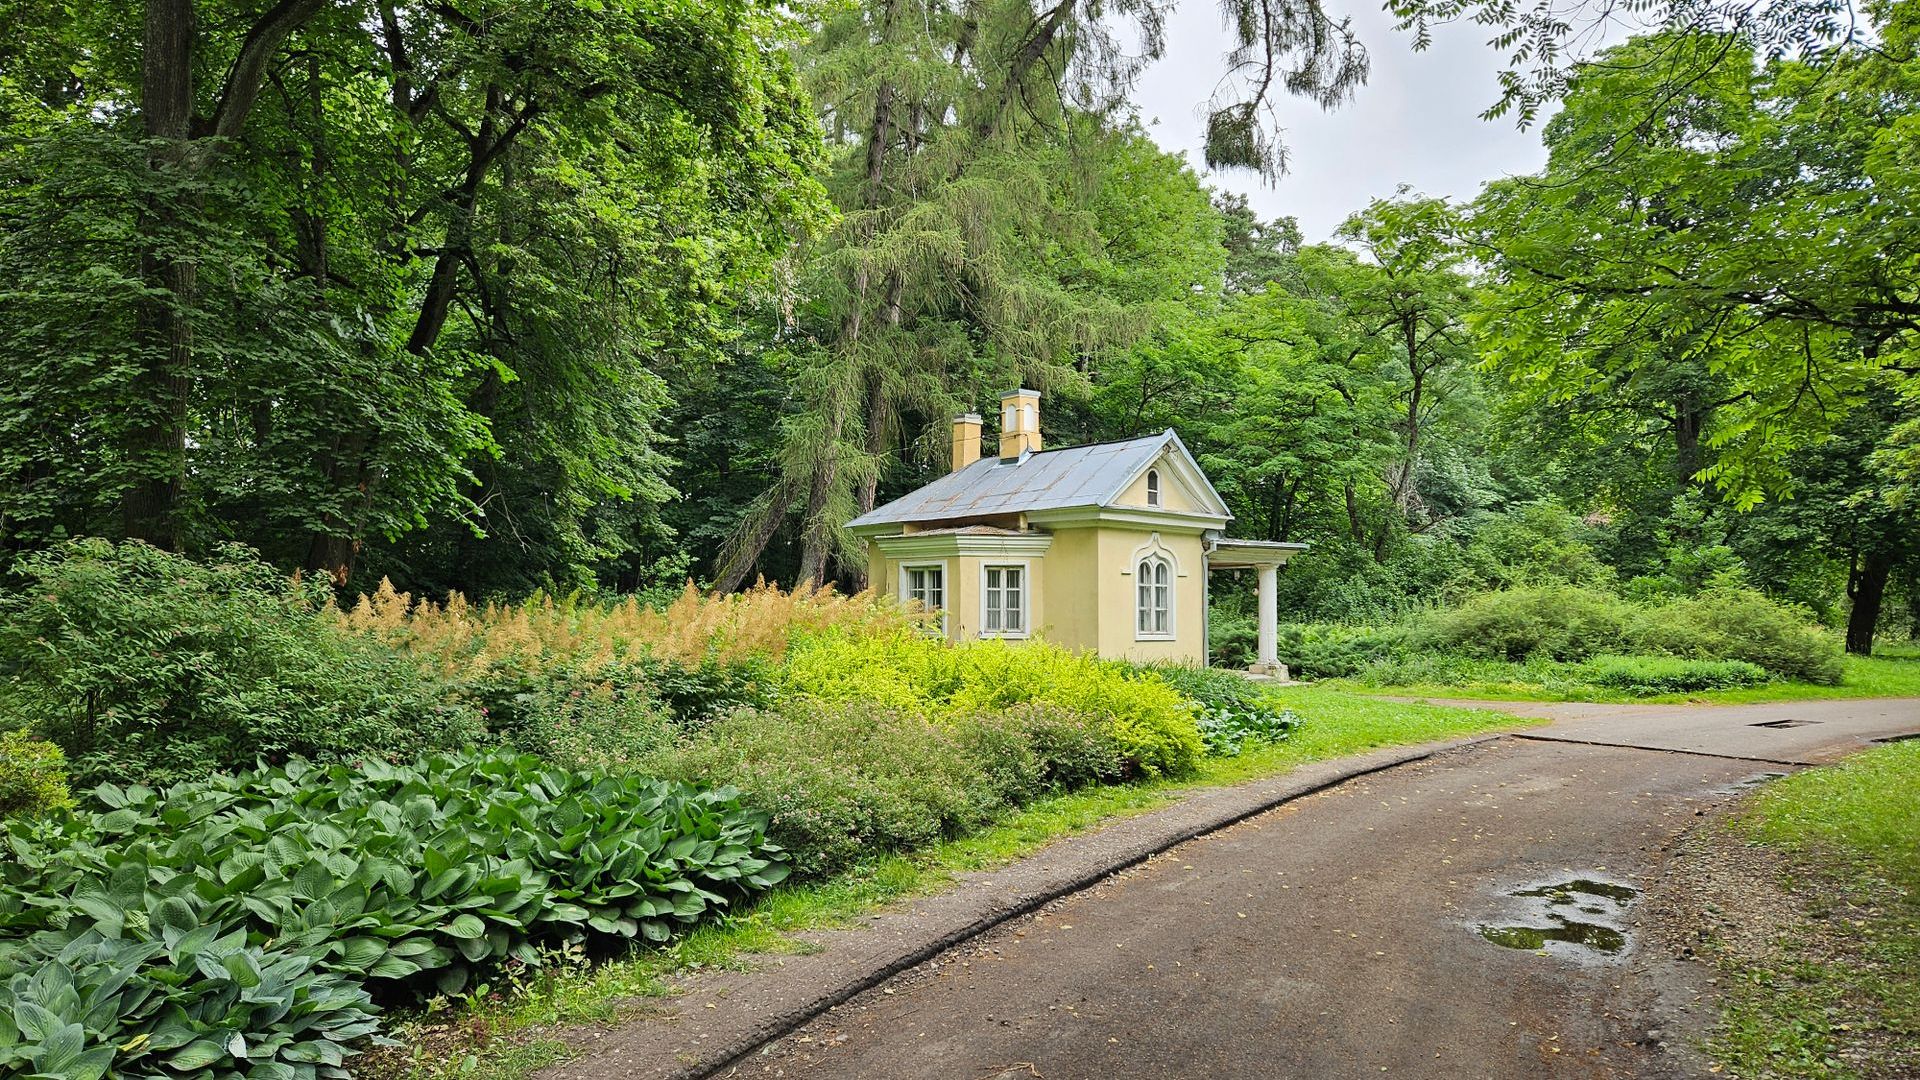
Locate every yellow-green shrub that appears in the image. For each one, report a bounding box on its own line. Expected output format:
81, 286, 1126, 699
0, 730, 73, 820
780, 633, 1204, 777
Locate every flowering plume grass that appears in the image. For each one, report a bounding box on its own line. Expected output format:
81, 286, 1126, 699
335, 577, 926, 680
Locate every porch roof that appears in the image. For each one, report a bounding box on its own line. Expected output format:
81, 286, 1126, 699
1206, 537, 1308, 569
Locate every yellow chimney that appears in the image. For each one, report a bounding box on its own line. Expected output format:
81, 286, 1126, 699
950, 413, 983, 472
998, 388, 1041, 461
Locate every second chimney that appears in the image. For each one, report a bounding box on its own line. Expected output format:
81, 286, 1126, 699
998, 388, 1042, 461
951, 413, 983, 472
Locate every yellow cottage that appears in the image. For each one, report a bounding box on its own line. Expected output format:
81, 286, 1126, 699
849, 389, 1304, 672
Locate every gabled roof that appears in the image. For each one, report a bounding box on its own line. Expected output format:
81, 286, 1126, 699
848, 429, 1231, 530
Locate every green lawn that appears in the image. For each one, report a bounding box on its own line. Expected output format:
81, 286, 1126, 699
366, 688, 1525, 1080
1709, 740, 1920, 1078
1336, 653, 1920, 706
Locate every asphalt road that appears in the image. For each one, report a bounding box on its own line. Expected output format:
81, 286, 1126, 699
718, 698, 1920, 1080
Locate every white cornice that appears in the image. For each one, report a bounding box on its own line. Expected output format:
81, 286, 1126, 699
1024, 506, 1226, 531
873, 532, 1056, 559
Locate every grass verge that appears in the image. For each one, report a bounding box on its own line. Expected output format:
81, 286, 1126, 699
1336, 654, 1920, 706
365, 688, 1524, 1080
1707, 739, 1920, 1078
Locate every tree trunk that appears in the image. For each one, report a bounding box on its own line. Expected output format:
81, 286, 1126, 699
795, 409, 845, 589
1846, 549, 1893, 656
1904, 562, 1920, 642
1389, 317, 1425, 513
123, 0, 197, 549
1673, 390, 1707, 489
715, 488, 796, 593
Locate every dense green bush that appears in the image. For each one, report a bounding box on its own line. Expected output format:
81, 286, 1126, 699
1415, 585, 1631, 661
0, 731, 72, 821
1208, 606, 1258, 668
1134, 663, 1298, 756
1580, 655, 1770, 694
1461, 502, 1615, 591
780, 633, 1203, 777
1269, 537, 1471, 623
1273, 623, 1411, 678
0, 540, 483, 786
1630, 589, 1845, 684
652, 701, 1129, 873
453, 659, 677, 771
0, 752, 787, 1077
644, 655, 780, 726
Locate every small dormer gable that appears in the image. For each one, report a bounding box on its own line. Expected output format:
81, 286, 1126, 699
1116, 454, 1202, 512
1105, 431, 1229, 519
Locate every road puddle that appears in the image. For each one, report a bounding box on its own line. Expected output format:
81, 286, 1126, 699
1477, 877, 1639, 958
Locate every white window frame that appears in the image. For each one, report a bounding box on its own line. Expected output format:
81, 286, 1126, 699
1145, 468, 1161, 507
979, 561, 1031, 638
1135, 553, 1174, 640
899, 562, 947, 633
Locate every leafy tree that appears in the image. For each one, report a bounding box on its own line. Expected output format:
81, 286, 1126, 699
0, 0, 827, 591
1472, 29, 1917, 506
715, 0, 1242, 588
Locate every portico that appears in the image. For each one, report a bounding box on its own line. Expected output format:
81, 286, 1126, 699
1204, 538, 1307, 675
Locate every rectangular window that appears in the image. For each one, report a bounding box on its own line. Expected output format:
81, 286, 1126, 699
903, 564, 945, 631
983, 564, 1026, 635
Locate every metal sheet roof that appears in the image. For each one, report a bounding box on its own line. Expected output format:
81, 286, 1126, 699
848, 432, 1179, 529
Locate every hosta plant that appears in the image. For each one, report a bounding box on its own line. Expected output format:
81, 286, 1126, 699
0, 752, 789, 1077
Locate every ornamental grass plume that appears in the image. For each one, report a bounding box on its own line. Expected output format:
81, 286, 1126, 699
336, 576, 924, 677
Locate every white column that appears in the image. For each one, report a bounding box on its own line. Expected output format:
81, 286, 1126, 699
1256, 563, 1278, 671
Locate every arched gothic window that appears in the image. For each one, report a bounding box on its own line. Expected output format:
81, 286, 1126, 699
1136, 555, 1171, 637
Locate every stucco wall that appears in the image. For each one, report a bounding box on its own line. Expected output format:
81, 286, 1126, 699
1094, 526, 1207, 664
866, 526, 1203, 663
1038, 527, 1100, 652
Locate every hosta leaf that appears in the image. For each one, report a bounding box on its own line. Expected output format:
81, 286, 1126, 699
67, 887, 125, 938
741, 857, 787, 883
292, 862, 333, 901
223, 945, 264, 991
14, 1002, 60, 1043
545, 903, 589, 923
62, 1045, 116, 1080
36, 1022, 85, 1073
367, 954, 422, 980
440, 913, 485, 940
149, 896, 196, 936
167, 1039, 228, 1070
433, 966, 468, 996
337, 937, 386, 969
384, 937, 439, 959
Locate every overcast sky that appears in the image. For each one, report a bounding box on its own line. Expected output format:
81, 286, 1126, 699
1131, 4, 1557, 242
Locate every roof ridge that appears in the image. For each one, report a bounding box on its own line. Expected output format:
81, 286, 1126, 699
1025, 430, 1169, 456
